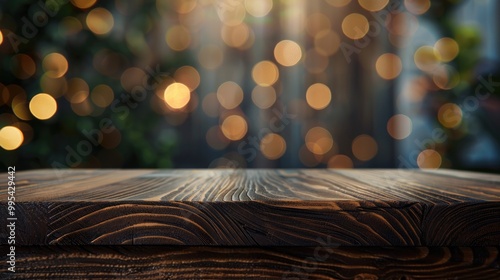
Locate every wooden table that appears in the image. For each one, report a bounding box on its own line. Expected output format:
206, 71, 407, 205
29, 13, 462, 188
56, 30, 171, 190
1, 169, 499, 279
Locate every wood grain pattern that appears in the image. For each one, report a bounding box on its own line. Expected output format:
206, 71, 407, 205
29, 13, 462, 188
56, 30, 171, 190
1, 245, 499, 279
1, 169, 499, 246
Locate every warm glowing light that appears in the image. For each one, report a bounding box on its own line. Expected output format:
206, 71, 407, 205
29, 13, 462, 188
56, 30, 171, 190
174, 66, 200, 91
438, 103, 462, 128
0, 30, 3, 45
71, 99, 93, 116
29, 93, 57, 120
121, 67, 147, 93
251, 86, 276, 109
245, 0, 273, 17
328, 155, 354, 168
414, 46, 440, 72
405, 0, 431, 15
376, 53, 402, 80
217, 0, 246, 26
11, 54, 36, 79
387, 114, 412, 140
42, 53, 68, 78
305, 127, 334, 155
166, 25, 191, 51
352, 134, 378, 161
274, 40, 302, 67
306, 13, 331, 37
40, 75, 67, 99
91, 85, 114, 108
13, 103, 31, 121
71, 0, 96, 9
433, 65, 460, 90
299, 145, 320, 167
326, 0, 351, 7
173, 0, 197, 14
217, 81, 244, 110
434, 37, 459, 62
306, 83, 331, 110
252, 61, 279, 86
342, 13, 369, 40
417, 149, 441, 169
358, 0, 389, 11
260, 133, 286, 160
164, 83, 191, 109
86, 8, 114, 35
60, 16, 83, 35
0, 126, 24, 150
198, 45, 223, 69
314, 30, 341, 56
66, 78, 90, 103
221, 115, 247, 141
221, 23, 251, 49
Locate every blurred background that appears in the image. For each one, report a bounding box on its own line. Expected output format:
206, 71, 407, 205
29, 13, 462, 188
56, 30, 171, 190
0, 0, 499, 171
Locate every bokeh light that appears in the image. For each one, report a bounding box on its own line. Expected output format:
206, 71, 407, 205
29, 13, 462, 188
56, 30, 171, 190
306, 13, 331, 37
0, 30, 3, 45
91, 85, 114, 108
358, 0, 389, 11
417, 149, 442, 169
260, 133, 286, 160
251, 86, 276, 109
352, 134, 378, 161
305, 127, 334, 155
414, 46, 440, 72
274, 40, 302, 67
86, 8, 114, 35
326, 0, 351, 7
166, 25, 191, 51
342, 13, 369, 40
314, 30, 341, 56
387, 114, 412, 140
306, 83, 332, 110
29, 93, 57, 120
438, 103, 462, 128
221, 115, 247, 141
0, 126, 24, 150
43, 53, 68, 78
245, 0, 273, 17
376, 53, 402, 80
71, 0, 97, 9
221, 23, 253, 49
217, 81, 244, 110
252, 60, 279, 86
11, 54, 36, 80
404, 0, 431, 15
66, 78, 90, 103
434, 37, 459, 62
328, 154, 354, 168
174, 66, 201, 91
217, 0, 246, 26
164, 83, 191, 109
206, 125, 230, 150
432, 65, 460, 90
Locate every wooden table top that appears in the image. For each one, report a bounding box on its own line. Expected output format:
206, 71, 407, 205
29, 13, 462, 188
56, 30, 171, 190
1, 169, 499, 246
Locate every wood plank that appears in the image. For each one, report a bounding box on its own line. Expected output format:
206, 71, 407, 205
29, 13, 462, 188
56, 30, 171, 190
1, 246, 499, 279
1, 169, 499, 246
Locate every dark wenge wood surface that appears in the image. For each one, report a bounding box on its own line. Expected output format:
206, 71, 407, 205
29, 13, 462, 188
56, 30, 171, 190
1, 169, 499, 246
2, 245, 499, 279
